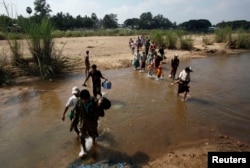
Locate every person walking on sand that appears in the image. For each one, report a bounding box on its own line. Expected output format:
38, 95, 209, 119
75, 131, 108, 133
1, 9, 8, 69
171, 67, 193, 101
85, 50, 90, 77
170, 54, 180, 80
75, 89, 105, 157
62, 86, 80, 136
82, 64, 108, 98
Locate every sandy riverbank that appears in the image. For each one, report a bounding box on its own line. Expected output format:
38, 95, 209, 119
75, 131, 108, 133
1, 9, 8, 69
0, 35, 245, 73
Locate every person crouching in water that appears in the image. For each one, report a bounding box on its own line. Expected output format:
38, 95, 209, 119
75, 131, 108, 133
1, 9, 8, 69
172, 66, 193, 100
75, 89, 104, 157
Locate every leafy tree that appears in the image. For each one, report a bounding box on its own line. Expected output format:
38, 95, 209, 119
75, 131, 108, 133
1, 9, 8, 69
216, 20, 250, 30
138, 12, 153, 29
0, 15, 13, 31
50, 12, 65, 30
75, 15, 83, 28
63, 13, 75, 30
34, 0, 52, 23
34, 0, 51, 17
82, 16, 95, 28
91, 13, 100, 28
153, 14, 173, 29
123, 18, 139, 29
179, 19, 211, 31
91, 13, 98, 21
102, 14, 118, 28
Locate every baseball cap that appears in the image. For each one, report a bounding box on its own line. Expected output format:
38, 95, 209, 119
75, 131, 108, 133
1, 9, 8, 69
185, 66, 193, 72
72, 86, 80, 94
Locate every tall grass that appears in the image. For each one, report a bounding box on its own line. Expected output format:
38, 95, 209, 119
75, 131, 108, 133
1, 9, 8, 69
215, 27, 250, 49
149, 30, 165, 47
52, 28, 146, 38
0, 48, 11, 86
21, 18, 66, 78
148, 29, 192, 50
0, 0, 23, 85
0, 1, 24, 66
0, 32, 6, 40
235, 29, 250, 49
7, 34, 24, 65
179, 36, 194, 50
202, 36, 214, 46
165, 30, 182, 49
214, 27, 232, 43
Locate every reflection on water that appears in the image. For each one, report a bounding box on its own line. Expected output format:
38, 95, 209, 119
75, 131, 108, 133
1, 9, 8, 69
0, 53, 250, 167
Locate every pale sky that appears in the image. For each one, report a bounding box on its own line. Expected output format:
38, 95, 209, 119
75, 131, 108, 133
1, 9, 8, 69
1, 0, 250, 25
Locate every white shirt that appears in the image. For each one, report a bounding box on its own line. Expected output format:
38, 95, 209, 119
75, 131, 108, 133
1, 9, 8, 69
65, 95, 78, 111
179, 69, 190, 82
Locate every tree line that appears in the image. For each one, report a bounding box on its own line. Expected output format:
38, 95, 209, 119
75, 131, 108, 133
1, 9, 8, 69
1, 0, 250, 32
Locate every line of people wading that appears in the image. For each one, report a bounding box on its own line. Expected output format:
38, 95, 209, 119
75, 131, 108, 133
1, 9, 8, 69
62, 36, 193, 158
129, 36, 193, 100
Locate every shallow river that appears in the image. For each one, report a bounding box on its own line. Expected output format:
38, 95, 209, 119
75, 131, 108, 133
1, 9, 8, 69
0, 52, 250, 167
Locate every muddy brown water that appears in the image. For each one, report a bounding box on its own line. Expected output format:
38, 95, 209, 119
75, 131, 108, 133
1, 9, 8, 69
0, 53, 250, 167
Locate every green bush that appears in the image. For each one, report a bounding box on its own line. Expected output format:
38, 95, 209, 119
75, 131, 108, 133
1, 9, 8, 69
0, 32, 6, 40
215, 27, 232, 43
0, 68, 11, 86
51, 28, 144, 38
202, 36, 214, 46
7, 38, 24, 66
235, 29, 250, 49
0, 50, 11, 86
180, 36, 194, 50
150, 31, 165, 47
165, 30, 180, 49
52, 30, 66, 38
21, 18, 67, 79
